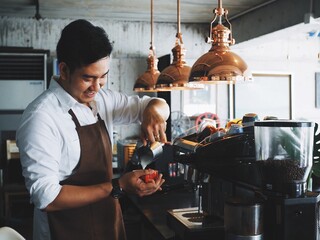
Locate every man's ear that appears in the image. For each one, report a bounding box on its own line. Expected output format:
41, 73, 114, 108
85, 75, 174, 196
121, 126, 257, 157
59, 62, 69, 81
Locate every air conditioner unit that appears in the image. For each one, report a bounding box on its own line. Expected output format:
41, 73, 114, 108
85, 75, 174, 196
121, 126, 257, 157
0, 51, 48, 111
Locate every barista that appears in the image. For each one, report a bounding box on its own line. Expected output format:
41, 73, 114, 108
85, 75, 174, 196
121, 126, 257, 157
16, 19, 169, 240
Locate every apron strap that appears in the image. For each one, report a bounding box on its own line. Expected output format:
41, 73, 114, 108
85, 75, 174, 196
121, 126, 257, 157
68, 109, 103, 128
97, 113, 103, 121
68, 109, 81, 128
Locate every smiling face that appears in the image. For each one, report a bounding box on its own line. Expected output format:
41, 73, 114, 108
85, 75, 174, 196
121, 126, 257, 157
58, 57, 110, 106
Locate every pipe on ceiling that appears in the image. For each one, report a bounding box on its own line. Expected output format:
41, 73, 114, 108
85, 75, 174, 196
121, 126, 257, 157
228, 0, 278, 21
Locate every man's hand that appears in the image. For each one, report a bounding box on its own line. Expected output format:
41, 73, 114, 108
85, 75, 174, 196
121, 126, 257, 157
141, 99, 170, 145
119, 169, 165, 197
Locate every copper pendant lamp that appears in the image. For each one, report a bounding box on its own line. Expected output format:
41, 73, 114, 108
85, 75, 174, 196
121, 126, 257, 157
133, 0, 160, 92
156, 0, 203, 91
189, 0, 252, 84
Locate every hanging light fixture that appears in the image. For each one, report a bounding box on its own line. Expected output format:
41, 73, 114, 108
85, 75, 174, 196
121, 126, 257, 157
156, 0, 203, 91
189, 0, 252, 84
33, 0, 42, 20
133, 0, 160, 92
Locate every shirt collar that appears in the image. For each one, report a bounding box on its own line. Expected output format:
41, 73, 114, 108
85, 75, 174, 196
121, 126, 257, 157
49, 75, 98, 114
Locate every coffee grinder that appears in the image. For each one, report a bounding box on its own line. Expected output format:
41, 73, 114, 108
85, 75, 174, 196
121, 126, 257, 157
253, 120, 319, 240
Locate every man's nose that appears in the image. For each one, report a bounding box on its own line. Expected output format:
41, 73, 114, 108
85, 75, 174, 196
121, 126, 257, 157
91, 80, 101, 91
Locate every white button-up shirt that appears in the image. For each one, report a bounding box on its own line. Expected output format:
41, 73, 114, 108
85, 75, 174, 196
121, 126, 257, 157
16, 76, 153, 239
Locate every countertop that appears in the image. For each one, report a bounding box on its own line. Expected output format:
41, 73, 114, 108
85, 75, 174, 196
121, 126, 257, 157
126, 183, 200, 240
125, 182, 225, 240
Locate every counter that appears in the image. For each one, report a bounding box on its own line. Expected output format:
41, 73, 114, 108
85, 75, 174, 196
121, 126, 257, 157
123, 183, 224, 240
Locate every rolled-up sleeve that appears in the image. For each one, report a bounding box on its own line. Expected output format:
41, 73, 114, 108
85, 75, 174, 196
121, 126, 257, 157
17, 110, 63, 209
98, 89, 154, 126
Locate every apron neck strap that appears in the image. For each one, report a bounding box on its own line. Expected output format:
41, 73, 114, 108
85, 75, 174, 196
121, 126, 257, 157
68, 109, 103, 128
68, 109, 80, 127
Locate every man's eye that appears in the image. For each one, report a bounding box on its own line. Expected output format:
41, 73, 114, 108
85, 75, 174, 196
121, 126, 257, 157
83, 77, 93, 82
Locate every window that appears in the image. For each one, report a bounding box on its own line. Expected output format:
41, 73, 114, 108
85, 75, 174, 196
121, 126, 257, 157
233, 73, 292, 120
182, 85, 217, 116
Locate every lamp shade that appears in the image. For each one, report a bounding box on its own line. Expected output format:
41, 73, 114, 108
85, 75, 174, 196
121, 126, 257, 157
189, 48, 251, 83
134, 50, 160, 92
156, 41, 204, 90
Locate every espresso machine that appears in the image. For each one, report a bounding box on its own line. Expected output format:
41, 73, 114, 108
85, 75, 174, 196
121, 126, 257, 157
168, 119, 320, 240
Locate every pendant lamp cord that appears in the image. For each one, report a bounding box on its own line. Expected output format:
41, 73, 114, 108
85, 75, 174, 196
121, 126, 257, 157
176, 0, 183, 44
150, 0, 154, 52
177, 0, 181, 35
309, 0, 314, 14
34, 0, 42, 20
218, 0, 223, 24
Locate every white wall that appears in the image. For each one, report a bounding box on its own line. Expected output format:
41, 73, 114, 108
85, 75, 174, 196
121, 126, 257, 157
232, 20, 320, 125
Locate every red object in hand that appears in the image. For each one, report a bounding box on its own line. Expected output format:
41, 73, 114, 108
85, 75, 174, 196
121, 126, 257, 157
140, 170, 159, 183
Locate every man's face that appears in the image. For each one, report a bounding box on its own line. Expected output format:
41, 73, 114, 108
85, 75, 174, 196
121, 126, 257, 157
59, 57, 110, 105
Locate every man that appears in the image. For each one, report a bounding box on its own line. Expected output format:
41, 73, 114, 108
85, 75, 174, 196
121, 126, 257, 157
16, 19, 169, 240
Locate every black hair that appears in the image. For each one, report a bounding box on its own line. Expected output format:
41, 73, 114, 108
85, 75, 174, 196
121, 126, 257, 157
56, 19, 113, 73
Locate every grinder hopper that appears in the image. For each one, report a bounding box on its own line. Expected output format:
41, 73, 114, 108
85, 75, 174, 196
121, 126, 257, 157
254, 120, 315, 197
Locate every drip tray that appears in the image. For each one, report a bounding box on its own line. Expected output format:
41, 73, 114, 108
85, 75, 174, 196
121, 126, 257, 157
167, 207, 224, 240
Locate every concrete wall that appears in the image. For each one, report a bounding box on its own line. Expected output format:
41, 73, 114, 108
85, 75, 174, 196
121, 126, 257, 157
0, 16, 208, 139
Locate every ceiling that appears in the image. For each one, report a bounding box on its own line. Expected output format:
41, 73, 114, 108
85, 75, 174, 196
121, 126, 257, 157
0, 0, 274, 23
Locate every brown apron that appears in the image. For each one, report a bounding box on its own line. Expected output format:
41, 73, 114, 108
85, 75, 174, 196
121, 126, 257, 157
47, 109, 126, 240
